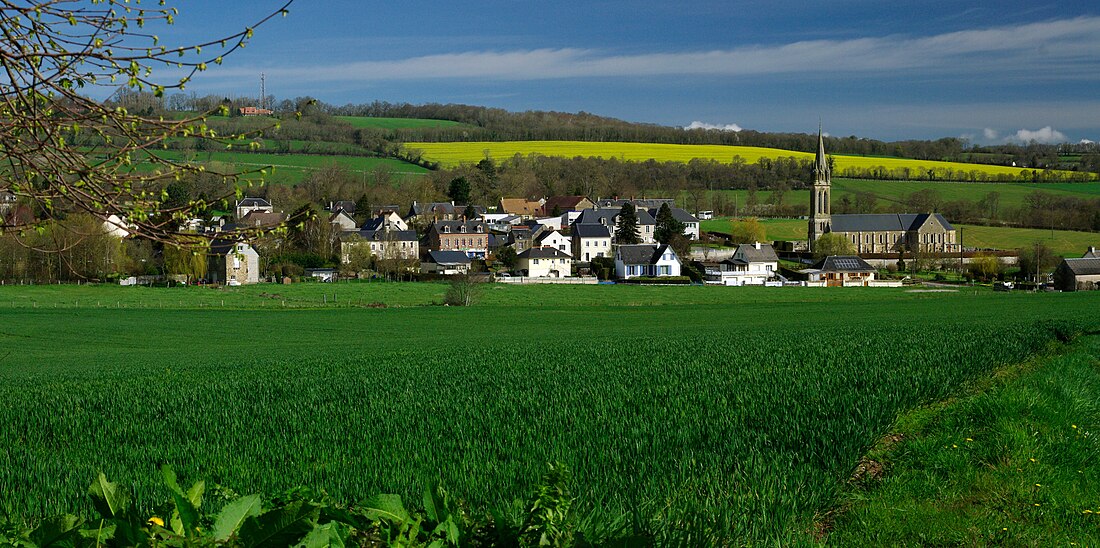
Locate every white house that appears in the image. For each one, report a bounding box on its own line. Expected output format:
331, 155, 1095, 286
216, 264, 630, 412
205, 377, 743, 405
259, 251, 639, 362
102, 214, 133, 239
615, 244, 681, 279
341, 230, 419, 263
705, 242, 779, 286
517, 247, 573, 278
647, 207, 701, 240
329, 210, 357, 232
362, 211, 408, 232
571, 224, 612, 262
533, 230, 572, 256
235, 197, 273, 220
574, 208, 657, 244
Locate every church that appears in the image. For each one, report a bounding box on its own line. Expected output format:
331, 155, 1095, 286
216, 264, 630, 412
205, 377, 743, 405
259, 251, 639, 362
808, 129, 958, 254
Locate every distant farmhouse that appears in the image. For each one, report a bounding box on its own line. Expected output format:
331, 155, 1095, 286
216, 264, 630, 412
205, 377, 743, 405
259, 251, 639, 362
238, 106, 273, 116
808, 129, 957, 254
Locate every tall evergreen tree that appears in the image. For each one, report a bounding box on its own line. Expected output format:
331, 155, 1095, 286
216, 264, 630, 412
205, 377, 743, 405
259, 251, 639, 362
654, 203, 686, 244
615, 203, 641, 244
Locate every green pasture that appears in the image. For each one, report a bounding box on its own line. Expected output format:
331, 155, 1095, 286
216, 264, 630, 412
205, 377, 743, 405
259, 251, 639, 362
700, 217, 1098, 256
336, 116, 468, 130
1, 284, 1098, 543
958, 224, 1099, 257
407, 141, 1093, 180
151, 149, 430, 184
684, 179, 1100, 215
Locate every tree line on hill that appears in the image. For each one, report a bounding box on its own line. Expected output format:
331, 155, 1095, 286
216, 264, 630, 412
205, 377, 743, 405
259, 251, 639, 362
106, 92, 1100, 173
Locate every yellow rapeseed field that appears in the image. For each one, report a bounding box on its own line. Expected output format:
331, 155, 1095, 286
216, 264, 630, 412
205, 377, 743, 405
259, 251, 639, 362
408, 141, 1091, 180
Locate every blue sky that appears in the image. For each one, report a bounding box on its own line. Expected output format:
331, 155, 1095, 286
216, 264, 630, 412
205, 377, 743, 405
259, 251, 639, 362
156, 0, 1100, 144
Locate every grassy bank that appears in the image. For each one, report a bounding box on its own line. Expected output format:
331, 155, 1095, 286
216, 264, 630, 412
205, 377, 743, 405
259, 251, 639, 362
826, 332, 1100, 545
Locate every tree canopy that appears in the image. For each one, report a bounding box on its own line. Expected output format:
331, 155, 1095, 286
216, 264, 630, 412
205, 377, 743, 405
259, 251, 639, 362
614, 203, 641, 245
654, 203, 686, 244
0, 0, 293, 247
812, 233, 857, 259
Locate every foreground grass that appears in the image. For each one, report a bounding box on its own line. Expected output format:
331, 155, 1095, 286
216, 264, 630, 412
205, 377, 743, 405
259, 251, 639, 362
1, 287, 1096, 544
0, 281, 1023, 310
408, 141, 1089, 179
827, 333, 1100, 546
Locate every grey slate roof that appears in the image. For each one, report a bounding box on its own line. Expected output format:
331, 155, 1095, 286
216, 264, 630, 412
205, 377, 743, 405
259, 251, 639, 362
518, 247, 572, 259
736, 243, 779, 262
431, 220, 487, 234
425, 250, 471, 265
572, 224, 612, 238
361, 217, 385, 231
617, 244, 673, 265
812, 255, 876, 272
1083, 247, 1100, 259
830, 213, 954, 233
574, 208, 655, 226
209, 239, 250, 255
1062, 257, 1100, 275
647, 207, 699, 224
237, 197, 271, 208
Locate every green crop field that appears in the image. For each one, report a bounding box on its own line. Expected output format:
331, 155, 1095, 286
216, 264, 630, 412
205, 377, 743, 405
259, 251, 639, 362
336, 116, 468, 129
406, 141, 1094, 180
150, 149, 430, 184
1, 284, 1097, 543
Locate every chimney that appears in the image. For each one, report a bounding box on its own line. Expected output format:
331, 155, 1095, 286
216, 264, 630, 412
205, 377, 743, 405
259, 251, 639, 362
754, 242, 761, 250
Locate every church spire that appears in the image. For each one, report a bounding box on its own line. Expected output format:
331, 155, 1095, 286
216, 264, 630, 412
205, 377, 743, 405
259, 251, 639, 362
813, 124, 830, 181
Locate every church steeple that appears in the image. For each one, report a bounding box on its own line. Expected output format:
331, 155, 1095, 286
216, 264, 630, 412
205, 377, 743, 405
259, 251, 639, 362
808, 125, 831, 249
813, 124, 830, 182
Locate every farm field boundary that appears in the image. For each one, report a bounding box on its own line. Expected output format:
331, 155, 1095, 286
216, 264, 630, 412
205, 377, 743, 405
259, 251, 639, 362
825, 332, 1100, 545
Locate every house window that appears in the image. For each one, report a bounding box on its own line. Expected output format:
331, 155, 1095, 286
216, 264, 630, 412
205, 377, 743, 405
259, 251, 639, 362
534, 259, 540, 265
233, 256, 241, 269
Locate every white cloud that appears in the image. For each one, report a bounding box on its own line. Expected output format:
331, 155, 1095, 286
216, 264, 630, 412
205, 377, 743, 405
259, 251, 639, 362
983, 128, 999, 140
205, 17, 1100, 83
1009, 126, 1067, 144
685, 121, 742, 132
1081, 138, 1095, 144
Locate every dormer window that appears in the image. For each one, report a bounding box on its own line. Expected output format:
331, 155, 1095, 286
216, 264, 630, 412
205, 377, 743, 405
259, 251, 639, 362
460, 225, 467, 233
443, 226, 451, 233
476, 225, 483, 233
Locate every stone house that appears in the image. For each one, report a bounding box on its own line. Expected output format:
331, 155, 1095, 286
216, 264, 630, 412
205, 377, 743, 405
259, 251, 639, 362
208, 240, 260, 285
427, 220, 489, 258
1054, 257, 1100, 291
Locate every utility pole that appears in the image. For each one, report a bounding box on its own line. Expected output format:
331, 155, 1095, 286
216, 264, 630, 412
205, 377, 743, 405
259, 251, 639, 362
1035, 241, 1040, 286
958, 227, 963, 277
260, 73, 266, 109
